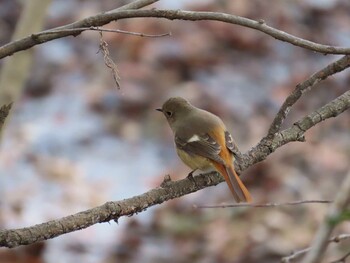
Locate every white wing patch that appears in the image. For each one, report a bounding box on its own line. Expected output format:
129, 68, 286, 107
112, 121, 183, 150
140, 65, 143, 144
187, 134, 200, 142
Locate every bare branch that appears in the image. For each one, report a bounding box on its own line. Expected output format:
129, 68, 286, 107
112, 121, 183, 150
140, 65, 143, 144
196, 200, 332, 209
281, 234, 350, 263
1, 9, 350, 60
301, 171, 350, 263
0, 171, 223, 248
268, 55, 350, 136
282, 247, 311, 263
39, 27, 171, 38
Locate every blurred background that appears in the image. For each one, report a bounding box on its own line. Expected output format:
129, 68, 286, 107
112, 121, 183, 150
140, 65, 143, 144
0, 0, 350, 262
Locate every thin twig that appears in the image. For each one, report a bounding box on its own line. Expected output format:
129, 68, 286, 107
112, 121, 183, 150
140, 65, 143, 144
282, 247, 311, 263
40, 26, 171, 38
1, 9, 350, 60
98, 32, 121, 88
281, 234, 350, 263
267, 55, 350, 136
195, 200, 333, 209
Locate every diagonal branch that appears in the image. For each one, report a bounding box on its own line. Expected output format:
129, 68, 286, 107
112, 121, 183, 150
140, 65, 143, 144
1, 9, 350, 60
236, 90, 350, 172
1, 90, 349, 248
268, 55, 350, 136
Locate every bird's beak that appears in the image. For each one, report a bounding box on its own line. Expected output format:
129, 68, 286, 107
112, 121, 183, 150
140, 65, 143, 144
156, 108, 163, 112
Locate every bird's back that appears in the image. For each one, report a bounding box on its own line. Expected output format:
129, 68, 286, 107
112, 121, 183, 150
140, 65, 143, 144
175, 108, 225, 139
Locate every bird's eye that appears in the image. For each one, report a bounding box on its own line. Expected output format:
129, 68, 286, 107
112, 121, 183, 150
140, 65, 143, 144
166, 111, 173, 117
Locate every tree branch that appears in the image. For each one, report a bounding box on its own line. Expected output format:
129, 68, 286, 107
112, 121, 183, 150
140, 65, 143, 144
41, 26, 171, 37
237, 90, 350, 172
0, 89, 349, 248
268, 55, 350, 136
1, 9, 350, 60
0, 171, 223, 248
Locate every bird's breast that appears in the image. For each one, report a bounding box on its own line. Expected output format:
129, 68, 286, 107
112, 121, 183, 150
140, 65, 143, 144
176, 148, 213, 170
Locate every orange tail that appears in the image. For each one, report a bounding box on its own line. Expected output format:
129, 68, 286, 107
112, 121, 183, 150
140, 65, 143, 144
213, 163, 252, 203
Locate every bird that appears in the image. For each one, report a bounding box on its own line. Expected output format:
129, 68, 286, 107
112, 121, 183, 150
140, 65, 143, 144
157, 97, 252, 203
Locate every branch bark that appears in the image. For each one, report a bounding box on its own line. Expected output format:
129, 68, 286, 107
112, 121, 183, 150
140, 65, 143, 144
1, 9, 350, 60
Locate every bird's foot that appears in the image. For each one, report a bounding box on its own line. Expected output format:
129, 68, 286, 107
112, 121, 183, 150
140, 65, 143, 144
187, 170, 198, 186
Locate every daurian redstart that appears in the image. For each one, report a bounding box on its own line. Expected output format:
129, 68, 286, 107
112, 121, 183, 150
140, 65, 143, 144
157, 97, 252, 203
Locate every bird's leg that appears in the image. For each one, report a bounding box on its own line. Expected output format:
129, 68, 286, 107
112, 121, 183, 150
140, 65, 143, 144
187, 169, 197, 178
187, 169, 198, 185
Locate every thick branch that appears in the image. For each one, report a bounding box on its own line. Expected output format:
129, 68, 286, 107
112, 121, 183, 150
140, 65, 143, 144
1, 9, 350, 59
0, 171, 223, 248
0, 90, 349, 248
268, 55, 350, 136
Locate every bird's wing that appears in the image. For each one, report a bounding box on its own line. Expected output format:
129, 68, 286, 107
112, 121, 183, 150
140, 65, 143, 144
224, 131, 241, 159
175, 133, 225, 165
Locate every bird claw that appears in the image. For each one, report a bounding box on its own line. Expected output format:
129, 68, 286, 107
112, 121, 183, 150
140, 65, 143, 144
187, 170, 198, 186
